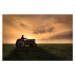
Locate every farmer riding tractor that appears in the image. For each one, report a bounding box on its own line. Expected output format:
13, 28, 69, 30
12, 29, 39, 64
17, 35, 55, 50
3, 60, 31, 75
16, 35, 37, 47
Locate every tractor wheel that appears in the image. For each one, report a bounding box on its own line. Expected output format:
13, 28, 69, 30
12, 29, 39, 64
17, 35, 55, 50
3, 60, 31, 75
16, 40, 25, 47
33, 43, 37, 47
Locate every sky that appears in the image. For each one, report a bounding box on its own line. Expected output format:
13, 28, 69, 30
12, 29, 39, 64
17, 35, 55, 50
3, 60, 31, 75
3, 14, 73, 43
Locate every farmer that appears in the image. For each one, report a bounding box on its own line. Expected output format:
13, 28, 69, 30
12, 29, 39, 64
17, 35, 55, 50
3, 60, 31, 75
21, 35, 26, 39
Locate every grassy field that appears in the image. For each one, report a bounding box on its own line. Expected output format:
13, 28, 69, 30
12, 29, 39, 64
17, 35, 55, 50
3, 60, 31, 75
2, 44, 73, 61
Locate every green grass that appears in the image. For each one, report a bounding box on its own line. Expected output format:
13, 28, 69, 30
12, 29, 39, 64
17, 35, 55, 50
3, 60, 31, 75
2, 44, 73, 61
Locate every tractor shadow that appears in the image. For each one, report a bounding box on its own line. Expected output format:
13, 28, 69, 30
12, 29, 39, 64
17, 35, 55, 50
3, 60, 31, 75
3, 46, 64, 61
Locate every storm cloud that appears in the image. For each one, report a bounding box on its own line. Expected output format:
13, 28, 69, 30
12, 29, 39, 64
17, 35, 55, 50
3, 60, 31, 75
50, 31, 73, 40
33, 24, 55, 34
20, 23, 28, 28
38, 30, 73, 43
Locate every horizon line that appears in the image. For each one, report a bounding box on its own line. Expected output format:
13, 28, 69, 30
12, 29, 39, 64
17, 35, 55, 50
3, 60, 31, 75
2, 43, 73, 44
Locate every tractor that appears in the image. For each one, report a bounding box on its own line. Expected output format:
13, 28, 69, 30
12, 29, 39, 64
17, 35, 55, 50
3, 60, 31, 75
16, 35, 37, 47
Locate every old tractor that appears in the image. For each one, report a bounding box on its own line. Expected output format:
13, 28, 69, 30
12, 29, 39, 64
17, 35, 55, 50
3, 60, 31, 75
16, 35, 37, 47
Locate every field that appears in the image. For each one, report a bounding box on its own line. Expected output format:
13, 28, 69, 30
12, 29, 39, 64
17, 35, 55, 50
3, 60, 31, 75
3, 44, 73, 61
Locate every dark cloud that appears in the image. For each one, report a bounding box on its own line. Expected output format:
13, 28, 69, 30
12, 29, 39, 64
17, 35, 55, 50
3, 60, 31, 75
33, 26, 55, 34
50, 31, 73, 40
33, 29, 46, 34
47, 27, 55, 32
38, 31, 73, 41
20, 23, 27, 27
20, 23, 32, 31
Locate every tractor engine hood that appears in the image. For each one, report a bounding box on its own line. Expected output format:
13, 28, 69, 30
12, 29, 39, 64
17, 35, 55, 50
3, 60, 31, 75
26, 39, 35, 42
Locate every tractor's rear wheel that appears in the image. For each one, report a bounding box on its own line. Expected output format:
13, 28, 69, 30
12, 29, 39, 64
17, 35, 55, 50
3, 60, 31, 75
16, 40, 25, 47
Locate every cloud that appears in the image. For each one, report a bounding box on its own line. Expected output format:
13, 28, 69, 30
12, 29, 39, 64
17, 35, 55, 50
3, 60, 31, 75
33, 24, 55, 34
50, 31, 73, 40
54, 15, 73, 28
38, 30, 72, 41
33, 29, 46, 34
20, 23, 28, 28
47, 27, 55, 32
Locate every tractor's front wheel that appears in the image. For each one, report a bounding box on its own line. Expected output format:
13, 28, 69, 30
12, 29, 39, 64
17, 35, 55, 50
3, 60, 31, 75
16, 40, 25, 47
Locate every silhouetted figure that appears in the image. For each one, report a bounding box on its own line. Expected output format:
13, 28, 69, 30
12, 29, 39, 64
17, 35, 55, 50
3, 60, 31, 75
21, 35, 26, 39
